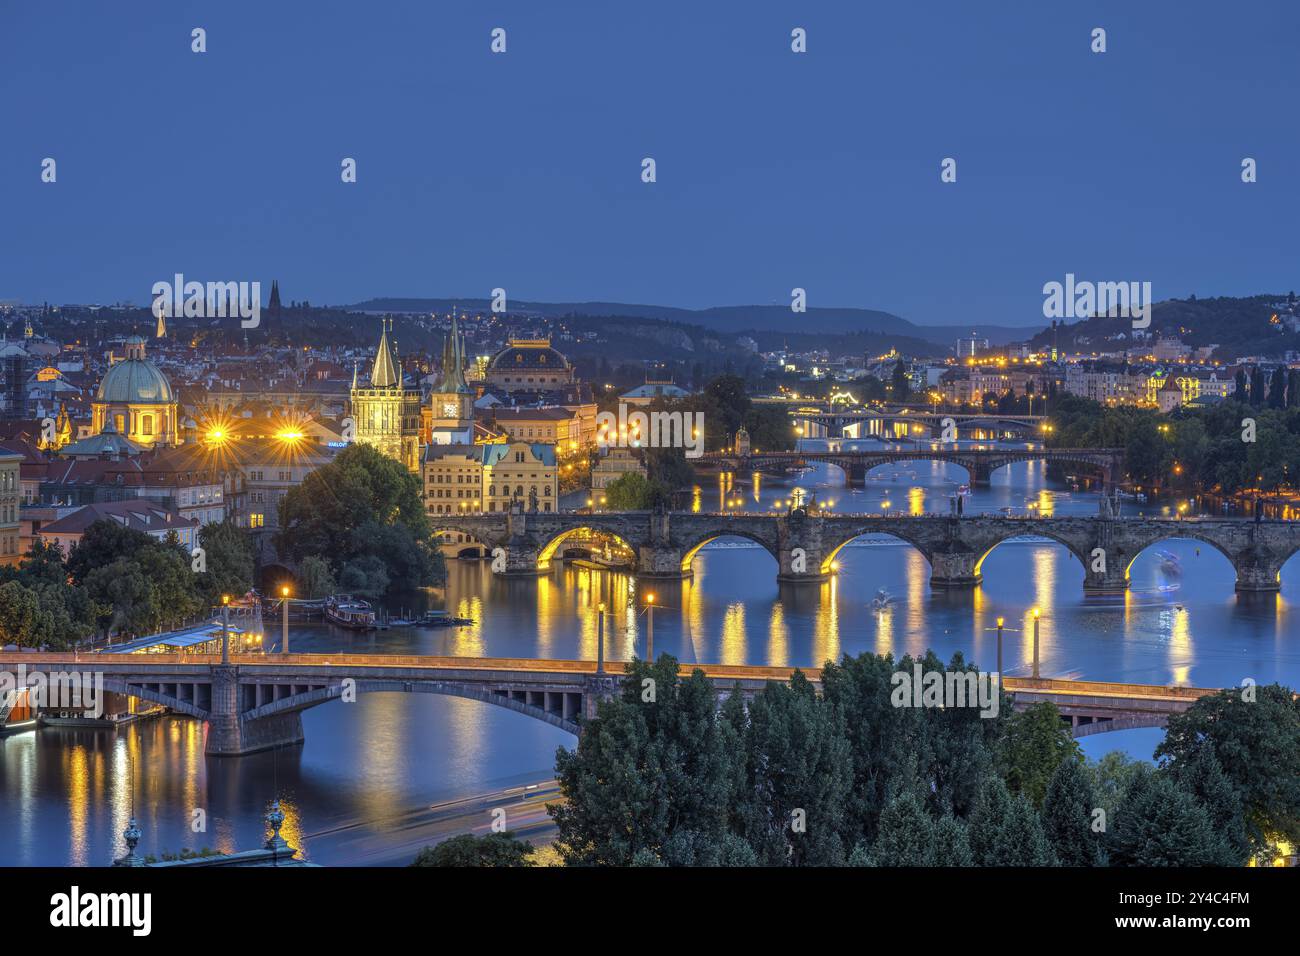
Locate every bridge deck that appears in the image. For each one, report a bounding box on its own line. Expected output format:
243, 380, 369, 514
0, 652, 1217, 702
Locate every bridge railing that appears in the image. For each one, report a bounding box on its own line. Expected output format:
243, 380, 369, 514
0, 651, 1222, 698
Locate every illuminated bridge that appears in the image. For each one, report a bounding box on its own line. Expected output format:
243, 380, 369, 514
0, 652, 1219, 755
430, 510, 1300, 593
697, 447, 1123, 489
785, 406, 1048, 440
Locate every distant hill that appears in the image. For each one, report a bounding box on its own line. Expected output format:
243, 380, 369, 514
1027, 294, 1300, 360
350, 297, 1036, 348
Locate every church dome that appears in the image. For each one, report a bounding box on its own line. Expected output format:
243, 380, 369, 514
487, 339, 571, 372
96, 358, 174, 404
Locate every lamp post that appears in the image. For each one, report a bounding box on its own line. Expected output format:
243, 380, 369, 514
644, 592, 655, 662
996, 616, 1004, 678
596, 601, 606, 674
280, 585, 290, 655
220, 594, 231, 664
1031, 607, 1041, 679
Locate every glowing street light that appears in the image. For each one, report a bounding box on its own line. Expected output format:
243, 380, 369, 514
280, 585, 291, 654
644, 592, 656, 662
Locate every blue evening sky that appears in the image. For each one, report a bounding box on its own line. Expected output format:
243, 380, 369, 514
1, 0, 1296, 325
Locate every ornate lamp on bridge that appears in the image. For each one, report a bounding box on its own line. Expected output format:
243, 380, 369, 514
644, 592, 656, 662
1032, 607, 1041, 679
596, 601, 606, 674
281, 585, 291, 654
221, 594, 231, 664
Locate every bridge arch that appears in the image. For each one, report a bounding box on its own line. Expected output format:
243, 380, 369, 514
241, 681, 582, 736
1121, 534, 1243, 590
679, 529, 780, 574
537, 525, 641, 573
972, 529, 1093, 582
99, 679, 210, 720
819, 527, 935, 574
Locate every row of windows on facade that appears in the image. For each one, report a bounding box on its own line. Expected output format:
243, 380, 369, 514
429, 501, 552, 513
429, 485, 552, 498
427, 470, 554, 484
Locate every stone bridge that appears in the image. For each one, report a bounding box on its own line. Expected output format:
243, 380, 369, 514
787, 408, 1046, 440
0, 652, 1217, 755
699, 447, 1123, 488
430, 510, 1300, 592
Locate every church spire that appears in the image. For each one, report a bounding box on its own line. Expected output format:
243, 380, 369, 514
435, 307, 470, 393
369, 318, 399, 388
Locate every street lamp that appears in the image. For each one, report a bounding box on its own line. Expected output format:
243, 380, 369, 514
644, 592, 656, 662
280, 585, 291, 654
596, 601, 606, 674
996, 616, 1004, 678
1031, 607, 1041, 679
221, 594, 231, 663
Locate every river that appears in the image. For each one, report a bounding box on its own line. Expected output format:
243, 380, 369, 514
3, 441, 1297, 865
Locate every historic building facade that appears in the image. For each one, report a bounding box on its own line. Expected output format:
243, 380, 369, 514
350, 320, 421, 472
429, 310, 475, 445
484, 337, 575, 393
91, 335, 179, 447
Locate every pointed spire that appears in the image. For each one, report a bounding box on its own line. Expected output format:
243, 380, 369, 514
435, 307, 470, 393
369, 319, 399, 388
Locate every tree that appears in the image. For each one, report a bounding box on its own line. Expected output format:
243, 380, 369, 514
930, 814, 975, 866
1107, 768, 1231, 866
277, 443, 440, 594
603, 471, 670, 510
998, 702, 1081, 807
298, 555, 337, 599
409, 832, 534, 867
872, 791, 933, 866
1155, 684, 1300, 856
550, 656, 742, 866
1042, 756, 1104, 866
193, 521, 254, 606
734, 672, 852, 866
968, 776, 1055, 866
890, 361, 912, 402
1170, 742, 1249, 865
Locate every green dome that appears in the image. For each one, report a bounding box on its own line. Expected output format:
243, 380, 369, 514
96, 359, 174, 404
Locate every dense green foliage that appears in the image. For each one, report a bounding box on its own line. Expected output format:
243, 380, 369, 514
602, 471, 671, 511
1048, 393, 1300, 494
276, 443, 444, 596
0, 540, 98, 649
64, 521, 204, 641
409, 832, 535, 867
551, 652, 1289, 867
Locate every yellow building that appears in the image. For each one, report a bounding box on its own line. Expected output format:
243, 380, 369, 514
0, 453, 20, 566
490, 406, 583, 446
423, 440, 558, 516
350, 319, 421, 472
91, 335, 179, 447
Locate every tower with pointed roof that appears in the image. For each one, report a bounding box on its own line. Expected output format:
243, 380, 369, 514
349, 318, 421, 471
429, 308, 475, 445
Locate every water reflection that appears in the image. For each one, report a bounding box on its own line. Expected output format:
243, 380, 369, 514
5, 450, 1299, 867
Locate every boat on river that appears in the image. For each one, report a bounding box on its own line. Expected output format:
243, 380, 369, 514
418, 610, 476, 628
324, 595, 381, 630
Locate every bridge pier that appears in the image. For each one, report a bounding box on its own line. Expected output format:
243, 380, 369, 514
1083, 566, 1130, 595
636, 545, 691, 580
844, 463, 866, 488
968, 463, 993, 487
1234, 560, 1281, 593
929, 550, 981, 589
205, 666, 305, 756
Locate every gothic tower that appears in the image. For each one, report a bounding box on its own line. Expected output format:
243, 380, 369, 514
429, 308, 475, 444
349, 318, 421, 471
